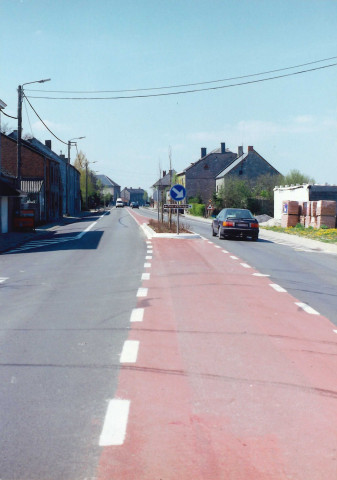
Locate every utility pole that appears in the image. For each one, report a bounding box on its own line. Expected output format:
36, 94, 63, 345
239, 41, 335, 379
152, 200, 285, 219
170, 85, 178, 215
17, 78, 51, 190
67, 136, 85, 215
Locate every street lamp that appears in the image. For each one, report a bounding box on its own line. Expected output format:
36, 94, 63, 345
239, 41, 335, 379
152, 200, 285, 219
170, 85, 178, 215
66, 136, 85, 215
0, 98, 7, 175
17, 78, 51, 188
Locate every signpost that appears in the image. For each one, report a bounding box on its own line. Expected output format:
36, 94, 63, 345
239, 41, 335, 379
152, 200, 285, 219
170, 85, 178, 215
169, 184, 187, 235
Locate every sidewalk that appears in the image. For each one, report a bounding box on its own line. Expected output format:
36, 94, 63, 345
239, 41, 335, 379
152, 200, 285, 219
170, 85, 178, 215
0, 210, 104, 254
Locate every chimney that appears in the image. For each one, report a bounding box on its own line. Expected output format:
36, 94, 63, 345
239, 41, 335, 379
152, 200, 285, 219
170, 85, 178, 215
221, 142, 226, 154
45, 140, 51, 149
248, 146, 254, 152
238, 146, 243, 157
201, 147, 207, 158
163, 170, 166, 177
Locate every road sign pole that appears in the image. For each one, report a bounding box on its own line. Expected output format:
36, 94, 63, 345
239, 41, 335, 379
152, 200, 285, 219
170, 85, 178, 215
177, 204, 180, 235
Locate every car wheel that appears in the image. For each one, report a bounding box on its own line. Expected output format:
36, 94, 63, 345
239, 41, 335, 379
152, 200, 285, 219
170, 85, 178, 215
252, 235, 258, 242
212, 226, 217, 237
218, 227, 224, 239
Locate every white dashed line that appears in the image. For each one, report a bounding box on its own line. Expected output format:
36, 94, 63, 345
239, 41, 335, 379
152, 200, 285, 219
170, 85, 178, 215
137, 288, 148, 297
240, 263, 251, 268
230, 256, 238, 260
147, 250, 153, 254
99, 399, 130, 446
145, 255, 152, 260
269, 283, 287, 293
333, 330, 337, 334
253, 273, 270, 277
144, 262, 151, 268
142, 273, 150, 280
222, 250, 228, 253
130, 308, 144, 323
0, 277, 9, 283
208, 241, 213, 244
120, 340, 140, 363
214, 245, 221, 249
295, 302, 319, 315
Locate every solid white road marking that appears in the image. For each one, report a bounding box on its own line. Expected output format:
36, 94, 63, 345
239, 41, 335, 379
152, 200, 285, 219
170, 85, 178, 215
270, 283, 287, 293
144, 263, 151, 268
137, 288, 148, 297
253, 273, 270, 277
295, 302, 319, 315
145, 255, 152, 260
142, 273, 150, 280
0, 277, 9, 283
130, 308, 144, 323
120, 340, 140, 363
99, 399, 130, 446
230, 255, 238, 260
240, 263, 251, 268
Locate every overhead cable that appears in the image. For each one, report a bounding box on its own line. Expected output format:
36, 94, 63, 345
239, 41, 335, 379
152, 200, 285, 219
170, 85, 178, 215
24, 55, 337, 94
25, 62, 337, 101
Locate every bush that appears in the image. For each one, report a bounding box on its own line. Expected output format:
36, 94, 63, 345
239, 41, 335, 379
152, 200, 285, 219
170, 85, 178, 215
190, 203, 205, 217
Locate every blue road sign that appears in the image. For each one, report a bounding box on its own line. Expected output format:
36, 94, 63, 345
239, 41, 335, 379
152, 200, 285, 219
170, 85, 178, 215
170, 184, 186, 201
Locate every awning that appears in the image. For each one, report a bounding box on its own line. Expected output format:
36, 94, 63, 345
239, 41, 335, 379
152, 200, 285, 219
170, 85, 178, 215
20, 179, 44, 193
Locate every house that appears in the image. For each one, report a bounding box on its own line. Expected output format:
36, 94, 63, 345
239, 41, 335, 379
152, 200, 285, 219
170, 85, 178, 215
177, 143, 237, 204
152, 170, 176, 207
121, 187, 146, 205
0, 176, 22, 233
216, 145, 281, 192
95, 175, 121, 203
273, 184, 337, 221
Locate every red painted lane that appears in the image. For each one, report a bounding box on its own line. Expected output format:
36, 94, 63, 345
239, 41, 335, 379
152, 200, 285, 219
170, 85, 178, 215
97, 232, 337, 479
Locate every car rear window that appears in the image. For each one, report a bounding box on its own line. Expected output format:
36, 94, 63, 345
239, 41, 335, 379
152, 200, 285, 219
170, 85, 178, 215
226, 209, 254, 219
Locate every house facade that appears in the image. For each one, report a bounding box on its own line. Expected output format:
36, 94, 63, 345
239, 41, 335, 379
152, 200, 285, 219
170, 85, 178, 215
152, 170, 176, 207
96, 175, 120, 203
121, 187, 146, 205
179, 143, 237, 204
216, 145, 281, 192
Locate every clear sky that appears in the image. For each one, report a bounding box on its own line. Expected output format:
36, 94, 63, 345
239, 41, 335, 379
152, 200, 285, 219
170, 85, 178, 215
2, 0, 337, 195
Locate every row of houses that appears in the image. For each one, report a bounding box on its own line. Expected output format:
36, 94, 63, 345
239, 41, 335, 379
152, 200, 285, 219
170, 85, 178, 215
152, 142, 281, 204
0, 131, 81, 233
95, 176, 147, 206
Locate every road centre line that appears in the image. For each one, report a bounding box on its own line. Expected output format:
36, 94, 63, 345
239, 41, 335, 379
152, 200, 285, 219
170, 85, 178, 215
142, 272, 150, 280
295, 302, 319, 315
99, 399, 130, 446
137, 288, 148, 297
120, 340, 140, 363
269, 283, 287, 293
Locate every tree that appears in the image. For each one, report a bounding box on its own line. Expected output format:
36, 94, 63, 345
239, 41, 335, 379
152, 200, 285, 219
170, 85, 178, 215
217, 177, 252, 209
74, 151, 100, 209
281, 169, 315, 186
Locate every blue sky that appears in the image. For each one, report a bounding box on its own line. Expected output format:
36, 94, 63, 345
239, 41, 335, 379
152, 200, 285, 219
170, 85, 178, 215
2, 0, 337, 195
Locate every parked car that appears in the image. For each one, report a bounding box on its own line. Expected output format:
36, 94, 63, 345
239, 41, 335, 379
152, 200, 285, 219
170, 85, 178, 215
130, 201, 139, 208
212, 208, 259, 241
116, 198, 124, 208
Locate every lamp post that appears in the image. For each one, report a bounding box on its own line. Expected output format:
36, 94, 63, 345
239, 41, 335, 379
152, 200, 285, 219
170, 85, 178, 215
0, 98, 7, 175
17, 78, 51, 189
67, 136, 85, 215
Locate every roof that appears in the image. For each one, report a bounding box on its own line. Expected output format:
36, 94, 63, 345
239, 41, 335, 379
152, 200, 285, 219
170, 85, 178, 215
8, 132, 66, 164
216, 152, 249, 179
122, 187, 145, 193
96, 174, 120, 188
183, 148, 236, 174
152, 169, 176, 188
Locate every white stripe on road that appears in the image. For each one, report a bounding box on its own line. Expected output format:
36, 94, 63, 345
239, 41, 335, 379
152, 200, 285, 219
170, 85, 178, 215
144, 263, 151, 268
145, 255, 152, 260
130, 308, 144, 323
142, 273, 150, 280
214, 245, 221, 248
120, 340, 140, 363
99, 399, 130, 446
137, 288, 148, 297
253, 273, 270, 277
295, 302, 319, 315
222, 250, 228, 253
270, 283, 287, 293
240, 263, 251, 268
0, 277, 9, 283
230, 256, 238, 260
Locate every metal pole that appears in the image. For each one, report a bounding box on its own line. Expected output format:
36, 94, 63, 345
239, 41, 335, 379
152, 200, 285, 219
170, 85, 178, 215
177, 203, 180, 235
85, 161, 88, 209
66, 141, 71, 215
17, 85, 23, 190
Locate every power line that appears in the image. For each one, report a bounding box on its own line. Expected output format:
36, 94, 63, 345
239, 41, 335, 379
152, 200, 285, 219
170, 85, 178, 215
23, 94, 68, 145
25, 62, 337, 101
2, 111, 17, 119
24, 55, 337, 94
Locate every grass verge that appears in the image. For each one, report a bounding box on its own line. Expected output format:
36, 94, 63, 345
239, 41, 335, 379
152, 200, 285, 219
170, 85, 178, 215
148, 219, 191, 234
262, 224, 337, 244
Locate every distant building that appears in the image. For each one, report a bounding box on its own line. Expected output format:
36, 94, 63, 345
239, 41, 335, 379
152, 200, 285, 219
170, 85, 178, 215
95, 174, 120, 203
152, 170, 176, 207
121, 187, 146, 205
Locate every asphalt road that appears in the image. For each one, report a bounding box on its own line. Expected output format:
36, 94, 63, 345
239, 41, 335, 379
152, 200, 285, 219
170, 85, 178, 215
0, 209, 146, 479
141, 208, 337, 325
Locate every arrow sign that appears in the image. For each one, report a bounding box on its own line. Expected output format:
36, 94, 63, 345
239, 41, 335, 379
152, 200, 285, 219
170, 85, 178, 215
170, 184, 186, 201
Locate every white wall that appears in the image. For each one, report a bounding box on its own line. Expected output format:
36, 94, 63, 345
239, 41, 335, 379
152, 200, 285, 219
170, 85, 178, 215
274, 185, 310, 220
1, 196, 8, 233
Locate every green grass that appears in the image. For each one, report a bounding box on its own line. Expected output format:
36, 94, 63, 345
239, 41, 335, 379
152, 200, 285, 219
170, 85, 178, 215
262, 224, 337, 244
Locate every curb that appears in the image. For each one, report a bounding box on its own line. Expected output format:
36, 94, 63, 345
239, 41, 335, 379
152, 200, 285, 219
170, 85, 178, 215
141, 223, 201, 240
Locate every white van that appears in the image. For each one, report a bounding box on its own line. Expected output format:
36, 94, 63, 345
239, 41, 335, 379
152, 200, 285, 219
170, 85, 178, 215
116, 198, 124, 208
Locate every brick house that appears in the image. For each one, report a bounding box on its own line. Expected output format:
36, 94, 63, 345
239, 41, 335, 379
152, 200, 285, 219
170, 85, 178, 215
176, 143, 237, 204
1, 132, 67, 224
216, 145, 281, 192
